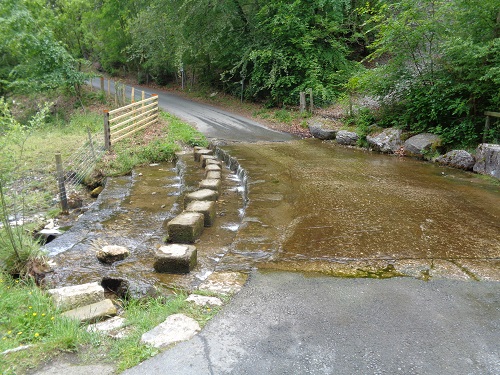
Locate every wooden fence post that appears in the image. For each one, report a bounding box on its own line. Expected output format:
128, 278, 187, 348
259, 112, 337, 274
131, 87, 135, 103
114, 82, 118, 106
104, 110, 111, 150
299, 92, 306, 113
308, 88, 314, 113
107, 79, 110, 96
100, 76, 104, 93
122, 85, 126, 105
483, 114, 491, 143
55, 153, 69, 213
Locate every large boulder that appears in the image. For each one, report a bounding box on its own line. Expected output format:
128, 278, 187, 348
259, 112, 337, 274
366, 128, 403, 153
436, 150, 475, 171
336, 130, 359, 146
404, 133, 441, 157
308, 121, 337, 140
473, 144, 500, 179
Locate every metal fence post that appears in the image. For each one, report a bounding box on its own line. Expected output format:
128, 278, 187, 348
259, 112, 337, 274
55, 153, 69, 213
104, 110, 111, 150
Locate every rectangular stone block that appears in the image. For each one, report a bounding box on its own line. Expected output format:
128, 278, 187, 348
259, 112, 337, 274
184, 189, 218, 207
185, 200, 216, 227
205, 164, 221, 172
206, 171, 222, 180
194, 149, 213, 162
47, 282, 105, 312
166, 212, 204, 243
205, 159, 222, 167
154, 244, 197, 273
200, 155, 217, 167
199, 179, 221, 193
62, 299, 117, 323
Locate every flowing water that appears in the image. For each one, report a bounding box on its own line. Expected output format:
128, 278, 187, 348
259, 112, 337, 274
46, 139, 500, 293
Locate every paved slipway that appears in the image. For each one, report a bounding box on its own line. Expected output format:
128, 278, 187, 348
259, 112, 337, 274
58, 81, 499, 374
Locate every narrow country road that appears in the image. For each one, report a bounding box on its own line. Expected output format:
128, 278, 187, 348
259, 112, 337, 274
86, 79, 499, 375
91, 78, 295, 142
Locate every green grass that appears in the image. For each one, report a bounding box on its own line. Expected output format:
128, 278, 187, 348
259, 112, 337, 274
0, 274, 226, 374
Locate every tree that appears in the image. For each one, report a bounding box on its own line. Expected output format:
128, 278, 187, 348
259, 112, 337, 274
353, 0, 500, 147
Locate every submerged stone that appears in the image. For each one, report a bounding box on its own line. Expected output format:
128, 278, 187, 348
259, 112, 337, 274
154, 244, 197, 273
166, 212, 204, 243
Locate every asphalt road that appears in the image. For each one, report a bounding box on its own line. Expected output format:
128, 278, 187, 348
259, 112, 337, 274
124, 271, 500, 375
90, 78, 295, 142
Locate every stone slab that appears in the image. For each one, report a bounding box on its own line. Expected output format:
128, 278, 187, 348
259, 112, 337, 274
473, 143, 500, 179
154, 244, 197, 273
184, 189, 218, 207
194, 149, 213, 162
48, 282, 105, 311
206, 171, 222, 180
199, 179, 221, 193
61, 299, 117, 323
185, 200, 216, 227
198, 272, 248, 295
87, 316, 126, 333
200, 155, 217, 167
205, 164, 221, 173
186, 295, 223, 307
205, 159, 222, 167
166, 212, 204, 243
141, 313, 201, 349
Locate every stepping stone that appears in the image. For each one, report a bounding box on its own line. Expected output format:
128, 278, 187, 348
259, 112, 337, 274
154, 244, 197, 273
200, 155, 217, 167
87, 316, 126, 333
199, 179, 221, 193
185, 201, 216, 227
205, 164, 221, 172
48, 282, 104, 311
206, 171, 222, 180
184, 189, 218, 207
194, 149, 213, 162
62, 299, 117, 323
166, 212, 204, 243
96, 245, 130, 264
141, 313, 201, 349
193, 146, 204, 152
206, 158, 222, 165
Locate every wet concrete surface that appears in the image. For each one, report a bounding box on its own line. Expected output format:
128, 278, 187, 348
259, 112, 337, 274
219, 139, 500, 281
123, 271, 500, 375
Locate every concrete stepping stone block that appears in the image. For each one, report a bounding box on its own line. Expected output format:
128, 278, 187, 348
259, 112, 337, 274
185, 200, 216, 227
184, 189, 218, 207
48, 282, 104, 311
200, 155, 217, 167
206, 171, 222, 180
166, 212, 204, 243
154, 244, 197, 273
205, 159, 222, 167
194, 149, 213, 162
141, 313, 201, 349
205, 164, 221, 172
62, 299, 117, 323
96, 245, 130, 264
199, 178, 221, 193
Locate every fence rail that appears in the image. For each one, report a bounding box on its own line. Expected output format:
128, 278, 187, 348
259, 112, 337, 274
103, 94, 159, 149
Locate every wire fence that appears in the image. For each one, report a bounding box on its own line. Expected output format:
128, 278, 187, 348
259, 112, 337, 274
56, 78, 156, 211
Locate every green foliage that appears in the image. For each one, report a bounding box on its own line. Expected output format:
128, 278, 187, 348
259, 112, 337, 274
0, 0, 89, 95
351, 0, 500, 148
